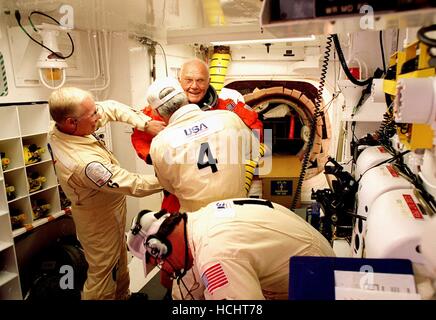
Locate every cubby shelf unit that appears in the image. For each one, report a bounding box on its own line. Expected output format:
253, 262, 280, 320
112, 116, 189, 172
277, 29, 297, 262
0, 103, 64, 300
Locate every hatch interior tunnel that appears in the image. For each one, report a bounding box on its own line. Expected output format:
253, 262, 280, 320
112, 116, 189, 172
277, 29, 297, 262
227, 80, 332, 180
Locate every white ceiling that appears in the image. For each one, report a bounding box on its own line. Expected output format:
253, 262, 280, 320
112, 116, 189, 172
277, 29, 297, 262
1, 0, 261, 37
2, 0, 436, 45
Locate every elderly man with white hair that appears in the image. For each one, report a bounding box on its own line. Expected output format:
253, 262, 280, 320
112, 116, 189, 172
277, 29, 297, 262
131, 58, 263, 214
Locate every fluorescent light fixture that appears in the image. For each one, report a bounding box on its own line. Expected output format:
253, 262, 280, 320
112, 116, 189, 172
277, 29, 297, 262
210, 35, 316, 45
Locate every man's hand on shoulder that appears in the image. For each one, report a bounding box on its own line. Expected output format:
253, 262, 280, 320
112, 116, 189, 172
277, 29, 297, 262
144, 120, 166, 136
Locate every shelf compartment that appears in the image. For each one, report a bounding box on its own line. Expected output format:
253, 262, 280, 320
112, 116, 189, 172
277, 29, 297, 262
26, 161, 58, 195
22, 134, 51, 166
1, 104, 61, 300
7, 195, 28, 204
0, 214, 13, 245
0, 274, 21, 300
12, 208, 71, 238
30, 187, 61, 221
0, 271, 17, 289
8, 197, 32, 230
18, 104, 50, 137
4, 168, 27, 201
0, 183, 7, 213
0, 138, 24, 172
0, 241, 13, 252
28, 185, 59, 197
25, 158, 53, 169
0, 246, 19, 275
0, 107, 20, 140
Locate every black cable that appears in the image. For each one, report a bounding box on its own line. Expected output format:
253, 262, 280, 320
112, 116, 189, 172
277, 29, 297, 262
379, 30, 386, 74
376, 100, 396, 149
345, 210, 367, 221
176, 213, 189, 281
156, 42, 169, 77
164, 259, 196, 300
155, 261, 193, 300
176, 213, 198, 300
392, 163, 436, 215
322, 92, 339, 114
137, 37, 168, 78
291, 34, 332, 210
158, 213, 197, 300
29, 11, 60, 30
356, 150, 411, 184
15, 10, 74, 60
351, 121, 357, 140
178, 271, 198, 300
417, 24, 436, 47
30, 11, 75, 59
332, 34, 373, 86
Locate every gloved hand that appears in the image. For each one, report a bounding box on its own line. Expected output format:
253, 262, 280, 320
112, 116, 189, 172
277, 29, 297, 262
145, 120, 166, 136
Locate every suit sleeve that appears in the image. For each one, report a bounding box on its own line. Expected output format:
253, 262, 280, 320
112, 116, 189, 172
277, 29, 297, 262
131, 106, 164, 162
96, 100, 152, 131
77, 157, 162, 197
218, 99, 263, 142
199, 259, 265, 300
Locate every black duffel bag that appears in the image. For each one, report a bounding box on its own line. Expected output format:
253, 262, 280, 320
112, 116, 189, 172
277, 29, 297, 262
27, 236, 88, 300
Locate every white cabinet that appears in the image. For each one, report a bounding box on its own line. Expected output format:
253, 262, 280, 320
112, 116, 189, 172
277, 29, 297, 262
0, 208, 21, 299
0, 103, 66, 300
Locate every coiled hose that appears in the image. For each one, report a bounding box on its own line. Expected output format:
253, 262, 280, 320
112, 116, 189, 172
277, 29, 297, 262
291, 35, 333, 210
417, 24, 436, 67
332, 34, 373, 87
209, 46, 231, 94
376, 104, 397, 148
244, 143, 266, 194
0, 52, 7, 96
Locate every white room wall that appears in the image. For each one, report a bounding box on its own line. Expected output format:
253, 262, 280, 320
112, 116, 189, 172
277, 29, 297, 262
0, 17, 115, 103
107, 34, 195, 229
0, 20, 164, 229
0, 16, 52, 103
100, 32, 161, 229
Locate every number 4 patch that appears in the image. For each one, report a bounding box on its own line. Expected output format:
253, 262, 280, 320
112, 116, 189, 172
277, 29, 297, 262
197, 142, 218, 173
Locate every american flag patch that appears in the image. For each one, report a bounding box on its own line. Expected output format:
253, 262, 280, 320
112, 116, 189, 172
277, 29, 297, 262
201, 263, 229, 294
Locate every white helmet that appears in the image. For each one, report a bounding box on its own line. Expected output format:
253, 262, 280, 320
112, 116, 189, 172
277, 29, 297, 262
146, 76, 185, 110
126, 209, 170, 276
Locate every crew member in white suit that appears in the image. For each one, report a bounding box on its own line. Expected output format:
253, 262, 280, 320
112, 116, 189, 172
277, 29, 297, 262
127, 198, 335, 300
148, 77, 257, 212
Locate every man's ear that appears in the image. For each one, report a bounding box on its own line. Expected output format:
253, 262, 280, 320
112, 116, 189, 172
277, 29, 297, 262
65, 117, 76, 126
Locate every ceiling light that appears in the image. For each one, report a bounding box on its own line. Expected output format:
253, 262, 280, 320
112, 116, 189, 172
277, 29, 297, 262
36, 24, 68, 90
210, 35, 316, 45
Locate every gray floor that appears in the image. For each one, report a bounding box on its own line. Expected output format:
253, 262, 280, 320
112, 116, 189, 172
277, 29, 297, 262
294, 207, 307, 219
139, 270, 168, 300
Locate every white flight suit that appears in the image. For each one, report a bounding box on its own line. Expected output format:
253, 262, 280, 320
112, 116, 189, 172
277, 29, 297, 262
175, 199, 335, 300
48, 100, 162, 300
150, 104, 255, 212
